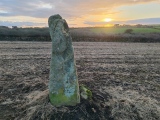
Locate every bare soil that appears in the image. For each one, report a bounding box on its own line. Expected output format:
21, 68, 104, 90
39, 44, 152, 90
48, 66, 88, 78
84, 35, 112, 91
0, 41, 160, 120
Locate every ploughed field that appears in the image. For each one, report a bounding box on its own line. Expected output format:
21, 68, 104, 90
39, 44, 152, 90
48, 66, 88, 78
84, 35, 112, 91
0, 41, 160, 120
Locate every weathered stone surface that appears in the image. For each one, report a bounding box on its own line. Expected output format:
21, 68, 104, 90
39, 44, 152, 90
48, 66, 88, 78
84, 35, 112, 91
48, 14, 80, 106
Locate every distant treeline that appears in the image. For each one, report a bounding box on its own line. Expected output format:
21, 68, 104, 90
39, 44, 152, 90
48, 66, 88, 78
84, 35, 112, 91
0, 27, 160, 42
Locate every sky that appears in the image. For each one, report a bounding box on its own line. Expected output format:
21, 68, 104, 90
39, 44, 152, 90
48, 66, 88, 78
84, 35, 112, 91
0, 0, 160, 27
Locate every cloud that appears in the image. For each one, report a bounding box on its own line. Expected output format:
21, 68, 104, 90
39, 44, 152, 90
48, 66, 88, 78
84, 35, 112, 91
84, 21, 106, 26
1, 18, 159, 28
85, 18, 160, 26
0, 21, 46, 27
125, 18, 160, 24
0, 0, 159, 27
0, 0, 158, 18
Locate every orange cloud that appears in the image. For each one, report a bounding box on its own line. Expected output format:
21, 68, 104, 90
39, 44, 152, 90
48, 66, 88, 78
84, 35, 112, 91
0, 0, 159, 27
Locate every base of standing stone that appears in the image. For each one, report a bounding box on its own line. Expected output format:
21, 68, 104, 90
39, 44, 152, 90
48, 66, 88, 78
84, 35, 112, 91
49, 89, 80, 107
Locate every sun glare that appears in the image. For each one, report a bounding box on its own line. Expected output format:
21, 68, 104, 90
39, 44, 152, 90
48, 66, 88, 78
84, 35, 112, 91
104, 18, 112, 22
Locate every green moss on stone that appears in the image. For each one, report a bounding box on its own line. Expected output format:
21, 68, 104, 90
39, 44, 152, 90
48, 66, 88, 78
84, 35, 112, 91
49, 88, 79, 107
80, 85, 92, 100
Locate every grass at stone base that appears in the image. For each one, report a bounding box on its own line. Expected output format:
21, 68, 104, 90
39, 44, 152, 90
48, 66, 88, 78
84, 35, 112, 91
89, 27, 160, 34
16, 86, 160, 120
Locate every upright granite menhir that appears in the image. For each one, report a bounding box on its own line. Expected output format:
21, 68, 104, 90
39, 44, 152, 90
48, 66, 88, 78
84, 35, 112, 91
48, 14, 80, 106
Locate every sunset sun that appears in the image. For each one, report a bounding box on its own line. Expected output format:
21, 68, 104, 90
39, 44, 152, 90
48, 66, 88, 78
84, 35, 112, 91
104, 18, 112, 22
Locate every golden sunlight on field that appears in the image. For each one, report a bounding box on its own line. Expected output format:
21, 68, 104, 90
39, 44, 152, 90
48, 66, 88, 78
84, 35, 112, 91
104, 24, 113, 27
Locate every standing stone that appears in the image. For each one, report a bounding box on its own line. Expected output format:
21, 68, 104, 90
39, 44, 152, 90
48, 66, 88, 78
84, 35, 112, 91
48, 14, 80, 106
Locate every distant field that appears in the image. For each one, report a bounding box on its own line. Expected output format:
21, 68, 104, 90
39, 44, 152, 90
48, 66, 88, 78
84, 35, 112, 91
89, 27, 160, 34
